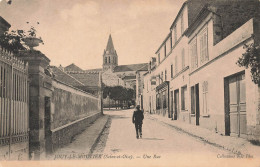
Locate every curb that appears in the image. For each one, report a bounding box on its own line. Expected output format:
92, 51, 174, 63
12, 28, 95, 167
148, 115, 244, 156
89, 115, 110, 154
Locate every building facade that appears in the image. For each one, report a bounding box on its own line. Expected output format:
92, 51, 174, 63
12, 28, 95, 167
143, 0, 260, 141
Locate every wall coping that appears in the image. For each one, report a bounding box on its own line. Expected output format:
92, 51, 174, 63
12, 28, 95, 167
51, 112, 101, 132
52, 78, 99, 99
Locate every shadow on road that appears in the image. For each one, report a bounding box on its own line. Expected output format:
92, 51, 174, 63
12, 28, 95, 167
141, 138, 164, 141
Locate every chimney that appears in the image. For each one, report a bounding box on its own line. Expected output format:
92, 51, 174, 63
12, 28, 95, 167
0, 16, 11, 36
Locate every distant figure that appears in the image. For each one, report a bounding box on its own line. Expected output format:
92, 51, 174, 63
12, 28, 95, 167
132, 105, 144, 139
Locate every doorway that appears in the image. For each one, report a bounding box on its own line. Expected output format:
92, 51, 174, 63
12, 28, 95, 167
225, 73, 247, 137
195, 84, 200, 126
174, 89, 179, 120
170, 91, 173, 119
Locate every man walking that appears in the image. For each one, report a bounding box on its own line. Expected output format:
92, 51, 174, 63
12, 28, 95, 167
132, 105, 144, 139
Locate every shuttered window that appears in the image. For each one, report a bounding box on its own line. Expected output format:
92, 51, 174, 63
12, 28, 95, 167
200, 28, 208, 64
202, 81, 209, 115
190, 38, 198, 69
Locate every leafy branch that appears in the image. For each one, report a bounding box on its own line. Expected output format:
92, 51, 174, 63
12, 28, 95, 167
236, 43, 260, 85
0, 26, 44, 53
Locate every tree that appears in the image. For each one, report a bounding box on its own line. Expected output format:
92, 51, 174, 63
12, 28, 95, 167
103, 85, 135, 108
236, 43, 260, 85
0, 30, 26, 53
0, 26, 44, 53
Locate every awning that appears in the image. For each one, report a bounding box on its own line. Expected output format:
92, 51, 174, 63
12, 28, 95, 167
156, 81, 169, 91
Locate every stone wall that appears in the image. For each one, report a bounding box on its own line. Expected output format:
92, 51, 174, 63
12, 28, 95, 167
51, 82, 99, 130
50, 80, 101, 151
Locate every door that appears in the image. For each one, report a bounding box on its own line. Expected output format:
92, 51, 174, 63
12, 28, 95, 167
170, 91, 173, 119
174, 90, 179, 120
195, 84, 200, 126
44, 97, 52, 154
228, 73, 246, 137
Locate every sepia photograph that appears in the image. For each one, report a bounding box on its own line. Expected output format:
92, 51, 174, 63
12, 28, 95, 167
0, 0, 260, 166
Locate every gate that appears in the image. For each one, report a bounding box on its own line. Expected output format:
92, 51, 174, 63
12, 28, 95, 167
0, 47, 29, 160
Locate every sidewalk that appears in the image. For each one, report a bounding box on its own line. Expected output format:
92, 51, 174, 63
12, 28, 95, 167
47, 115, 109, 160
147, 113, 260, 158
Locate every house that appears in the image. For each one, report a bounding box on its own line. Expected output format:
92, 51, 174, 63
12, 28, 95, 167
143, 0, 260, 141
135, 64, 149, 109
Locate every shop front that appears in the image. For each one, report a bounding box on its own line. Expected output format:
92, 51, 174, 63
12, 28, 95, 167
156, 81, 170, 117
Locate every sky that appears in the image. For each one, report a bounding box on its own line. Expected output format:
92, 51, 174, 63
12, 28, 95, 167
0, 0, 185, 70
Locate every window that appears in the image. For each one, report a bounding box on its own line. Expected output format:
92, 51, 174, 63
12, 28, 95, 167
202, 81, 209, 115
182, 48, 185, 69
190, 38, 198, 69
172, 29, 175, 46
165, 70, 167, 81
174, 26, 177, 44
171, 64, 173, 78
181, 14, 184, 34
181, 86, 188, 111
200, 28, 208, 64
109, 56, 111, 63
175, 56, 178, 75
163, 92, 167, 109
105, 57, 107, 64
161, 72, 164, 82
190, 86, 195, 114
164, 45, 166, 58
158, 53, 161, 64
166, 36, 172, 55
156, 94, 160, 109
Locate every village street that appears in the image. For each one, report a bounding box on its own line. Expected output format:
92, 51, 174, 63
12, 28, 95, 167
93, 109, 235, 163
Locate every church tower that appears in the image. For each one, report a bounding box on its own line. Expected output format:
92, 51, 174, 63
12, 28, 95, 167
103, 34, 118, 71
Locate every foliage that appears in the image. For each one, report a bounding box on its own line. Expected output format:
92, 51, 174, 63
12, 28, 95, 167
103, 85, 135, 101
0, 26, 43, 53
0, 30, 26, 53
236, 43, 260, 85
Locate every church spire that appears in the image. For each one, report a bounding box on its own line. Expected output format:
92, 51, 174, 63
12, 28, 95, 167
103, 34, 118, 71
106, 34, 115, 54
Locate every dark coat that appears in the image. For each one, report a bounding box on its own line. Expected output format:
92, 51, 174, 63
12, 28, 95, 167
132, 109, 144, 124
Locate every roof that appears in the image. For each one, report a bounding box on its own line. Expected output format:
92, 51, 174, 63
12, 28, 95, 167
0, 16, 11, 28
64, 63, 83, 72
136, 64, 148, 71
85, 68, 103, 72
113, 63, 148, 72
68, 72, 100, 87
186, 0, 260, 38
106, 34, 116, 54
185, 5, 211, 37
122, 75, 136, 80
50, 66, 84, 87
170, 1, 188, 30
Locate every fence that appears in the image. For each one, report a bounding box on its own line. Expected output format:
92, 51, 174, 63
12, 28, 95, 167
0, 46, 29, 160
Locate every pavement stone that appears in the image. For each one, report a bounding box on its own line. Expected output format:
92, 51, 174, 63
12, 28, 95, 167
147, 113, 260, 158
